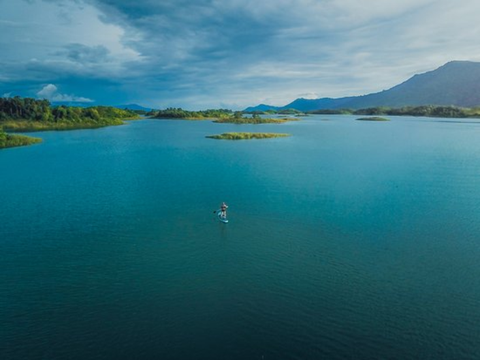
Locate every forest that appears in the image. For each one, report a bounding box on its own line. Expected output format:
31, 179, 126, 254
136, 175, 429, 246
0, 97, 139, 131
152, 108, 235, 119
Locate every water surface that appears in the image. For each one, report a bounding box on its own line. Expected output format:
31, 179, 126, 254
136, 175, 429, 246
1, 116, 480, 359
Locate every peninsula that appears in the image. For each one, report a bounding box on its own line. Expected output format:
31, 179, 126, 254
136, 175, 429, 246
0, 129, 42, 149
0, 97, 140, 132
0, 97, 141, 149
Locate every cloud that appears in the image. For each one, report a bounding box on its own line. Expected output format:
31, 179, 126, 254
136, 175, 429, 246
36, 84, 94, 103
0, 0, 141, 76
2, 0, 480, 108
2, 92, 12, 98
74, 0, 480, 107
60, 44, 110, 64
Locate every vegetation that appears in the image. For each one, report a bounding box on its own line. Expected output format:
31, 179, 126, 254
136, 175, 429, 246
277, 108, 305, 115
206, 132, 291, 140
153, 108, 234, 119
0, 128, 42, 149
128, 109, 149, 115
0, 97, 140, 132
309, 109, 352, 115
153, 107, 302, 124
245, 108, 306, 116
356, 117, 390, 121
213, 117, 298, 124
307, 105, 480, 118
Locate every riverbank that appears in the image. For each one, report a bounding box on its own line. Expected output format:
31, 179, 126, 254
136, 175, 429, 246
0, 117, 143, 132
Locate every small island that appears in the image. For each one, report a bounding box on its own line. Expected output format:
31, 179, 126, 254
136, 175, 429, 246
213, 117, 298, 124
356, 117, 390, 121
152, 108, 300, 124
0, 129, 42, 149
153, 108, 235, 120
206, 132, 290, 140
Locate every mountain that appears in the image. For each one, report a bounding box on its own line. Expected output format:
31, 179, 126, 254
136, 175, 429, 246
246, 61, 480, 111
283, 97, 356, 112
244, 104, 280, 112
114, 104, 153, 111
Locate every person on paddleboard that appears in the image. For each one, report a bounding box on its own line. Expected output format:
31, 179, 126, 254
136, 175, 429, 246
220, 202, 228, 219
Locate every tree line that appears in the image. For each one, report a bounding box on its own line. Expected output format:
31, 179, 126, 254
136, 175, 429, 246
152, 108, 234, 119
309, 105, 480, 118
0, 97, 138, 123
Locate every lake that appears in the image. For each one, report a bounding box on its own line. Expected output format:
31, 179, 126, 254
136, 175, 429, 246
1, 115, 480, 359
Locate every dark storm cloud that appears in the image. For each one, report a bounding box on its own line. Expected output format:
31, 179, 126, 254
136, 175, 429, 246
3, 0, 480, 108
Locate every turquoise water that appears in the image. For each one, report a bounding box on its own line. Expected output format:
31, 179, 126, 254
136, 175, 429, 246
1, 116, 480, 359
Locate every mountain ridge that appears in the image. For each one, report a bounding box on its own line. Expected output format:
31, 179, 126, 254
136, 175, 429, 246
245, 61, 480, 112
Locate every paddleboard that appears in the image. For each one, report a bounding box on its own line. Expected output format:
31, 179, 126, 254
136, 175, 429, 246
216, 209, 229, 223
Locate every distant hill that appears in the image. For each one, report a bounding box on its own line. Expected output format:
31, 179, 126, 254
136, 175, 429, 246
244, 104, 280, 112
114, 104, 152, 111
246, 61, 480, 111
283, 97, 357, 112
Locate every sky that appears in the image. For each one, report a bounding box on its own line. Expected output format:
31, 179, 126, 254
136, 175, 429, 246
1, 0, 480, 110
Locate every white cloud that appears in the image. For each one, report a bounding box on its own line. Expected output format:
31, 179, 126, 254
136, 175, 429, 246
37, 84, 94, 103
0, 0, 141, 71
3, 0, 480, 108
297, 92, 320, 100
2, 92, 12, 98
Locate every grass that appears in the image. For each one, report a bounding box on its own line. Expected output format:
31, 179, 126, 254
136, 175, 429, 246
206, 132, 291, 140
356, 117, 390, 121
0, 119, 127, 132
0, 116, 141, 132
0, 133, 42, 149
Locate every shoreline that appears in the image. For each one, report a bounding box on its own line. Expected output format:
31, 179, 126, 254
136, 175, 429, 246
0, 116, 141, 149
0, 117, 141, 133
0, 132, 42, 149
206, 132, 291, 140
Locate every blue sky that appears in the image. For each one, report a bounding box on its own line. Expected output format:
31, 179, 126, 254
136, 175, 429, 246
1, 0, 480, 109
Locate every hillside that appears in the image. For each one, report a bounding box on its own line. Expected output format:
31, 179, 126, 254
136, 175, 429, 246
246, 61, 480, 111
244, 104, 280, 112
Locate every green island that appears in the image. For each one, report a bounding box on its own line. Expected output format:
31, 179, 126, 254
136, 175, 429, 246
213, 116, 298, 124
206, 132, 291, 140
152, 108, 235, 120
246, 108, 306, 116
0, 97, 140, 133
356, 117, 390, 121
152, 108, 300, 123
0, 129, 42, 149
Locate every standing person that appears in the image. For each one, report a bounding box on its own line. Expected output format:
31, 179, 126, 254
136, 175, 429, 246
220, 202, 228, 219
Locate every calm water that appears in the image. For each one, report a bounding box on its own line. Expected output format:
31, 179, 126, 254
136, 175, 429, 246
1, 116, 480, 360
